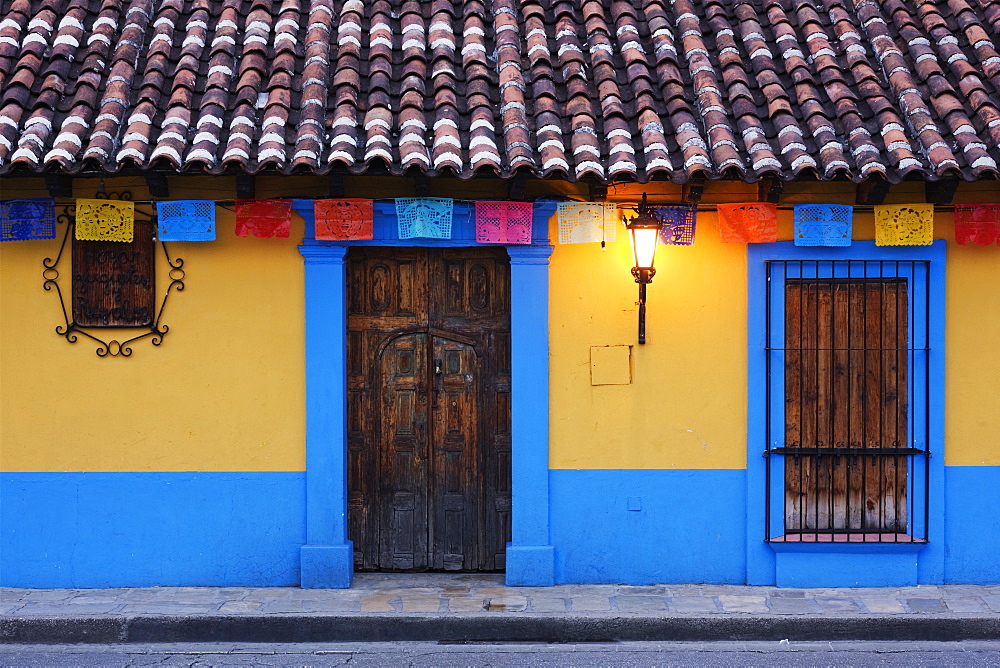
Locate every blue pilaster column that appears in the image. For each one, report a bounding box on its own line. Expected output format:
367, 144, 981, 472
298, 241, 353, 588
505, 245, 556, 586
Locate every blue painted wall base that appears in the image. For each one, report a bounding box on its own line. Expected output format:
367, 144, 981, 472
505, 545, 555, 586
0, 471, 305, 588
945, 466, 1000, 583
548, 469, 747, 584
5, 466, 997, 588
775, 550, 920, 588
300, 544, 354, 588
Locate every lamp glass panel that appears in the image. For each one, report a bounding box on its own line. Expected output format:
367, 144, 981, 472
630, 226, 660, 269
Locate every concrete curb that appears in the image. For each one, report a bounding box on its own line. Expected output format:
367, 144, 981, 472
3, 614, 999, 644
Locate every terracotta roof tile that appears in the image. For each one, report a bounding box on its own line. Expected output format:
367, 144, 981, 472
3, 0, 1000, 183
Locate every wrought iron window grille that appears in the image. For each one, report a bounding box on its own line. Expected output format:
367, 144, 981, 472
41, 190, 185, 357
763, 260, 931, 544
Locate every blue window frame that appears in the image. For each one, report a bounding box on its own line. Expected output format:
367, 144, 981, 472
747, 241, 946, 586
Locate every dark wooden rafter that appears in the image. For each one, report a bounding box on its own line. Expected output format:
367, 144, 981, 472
144, 172, 169, 198
45, 173, 73, 198
856, 177, 890, 205
507, 170, 529, 201
236, 174, 255, 199
925, 177, 959, 205
682, 175, 705, 203
327, 170, 345, 198
588, 181, 608, 201
414, 174, 432, 197
758, 177, 783, 203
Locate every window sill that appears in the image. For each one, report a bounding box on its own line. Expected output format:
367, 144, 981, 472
769, 534, 928, 554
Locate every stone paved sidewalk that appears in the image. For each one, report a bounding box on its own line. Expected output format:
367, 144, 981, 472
4, 574, 1000, 617
3, 575, 999, 644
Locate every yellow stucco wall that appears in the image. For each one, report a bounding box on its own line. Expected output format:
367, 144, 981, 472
0, 174, 516, 473
547, 180, 1000, 469
547, 203, 748, 469
946, 241, 1000, 466
945, 183, 1000, 466
1, 177, 306, 472
2, 176, 999, 472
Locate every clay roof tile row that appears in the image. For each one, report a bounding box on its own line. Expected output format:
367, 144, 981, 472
2, 0, 1000, 183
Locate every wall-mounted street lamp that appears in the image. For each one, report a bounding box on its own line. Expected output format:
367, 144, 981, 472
626, 194, 663, 345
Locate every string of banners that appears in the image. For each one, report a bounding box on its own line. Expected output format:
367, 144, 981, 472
2, 198, 998, 247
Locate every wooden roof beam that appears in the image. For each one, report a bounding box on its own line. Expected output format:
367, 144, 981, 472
758, 177, 783, 203
145, 172, 169, 198
507, 171, 529, 201
925, 178, 959, 205
682, 175, 705, 203
45, 173, 72, 198
236, 174, 255, 199
856, 177, 889, 206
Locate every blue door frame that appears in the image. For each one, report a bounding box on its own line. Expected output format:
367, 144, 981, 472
294, 200, 556, 587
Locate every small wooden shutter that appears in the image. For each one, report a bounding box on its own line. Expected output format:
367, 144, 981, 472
71, 221, 155, 327
784, 279, 908, 534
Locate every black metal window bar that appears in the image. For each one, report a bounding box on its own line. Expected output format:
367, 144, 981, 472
764, 260, 930, 544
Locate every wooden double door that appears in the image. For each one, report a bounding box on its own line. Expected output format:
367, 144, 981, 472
346, 247, 512, 571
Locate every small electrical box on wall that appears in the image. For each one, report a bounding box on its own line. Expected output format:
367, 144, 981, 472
590, 345, 632, 385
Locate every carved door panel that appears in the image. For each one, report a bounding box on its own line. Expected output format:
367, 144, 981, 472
378, 333, 430, 570
430, 336, 478, 570
347, 247, 510, 572
347, 248, 428, 571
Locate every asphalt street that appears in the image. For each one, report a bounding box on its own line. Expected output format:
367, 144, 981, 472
2, 641, 1000, 667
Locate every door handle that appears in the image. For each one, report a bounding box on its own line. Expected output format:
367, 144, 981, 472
434, 360, 442, 375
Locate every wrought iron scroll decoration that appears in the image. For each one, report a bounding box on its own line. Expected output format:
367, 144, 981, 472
42, 190, 186, 357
